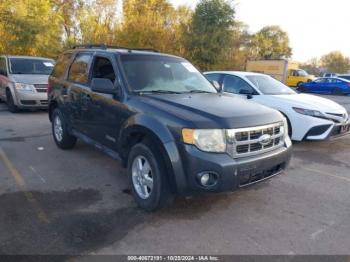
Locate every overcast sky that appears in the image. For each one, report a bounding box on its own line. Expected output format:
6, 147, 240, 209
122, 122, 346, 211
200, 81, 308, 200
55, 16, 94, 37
170, 0, 350, 62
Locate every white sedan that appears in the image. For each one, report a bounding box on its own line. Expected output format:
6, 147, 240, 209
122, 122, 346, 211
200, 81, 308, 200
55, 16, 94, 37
204, 71, 350, 141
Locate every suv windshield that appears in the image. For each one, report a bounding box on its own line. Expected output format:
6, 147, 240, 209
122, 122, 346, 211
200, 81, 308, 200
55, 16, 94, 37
120, 55, 217, 94
9, 58, 55, 75
246, 75, 296, 95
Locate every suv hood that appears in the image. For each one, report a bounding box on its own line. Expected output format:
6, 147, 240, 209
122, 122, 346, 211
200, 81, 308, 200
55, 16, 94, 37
10, 74, 49, 85
265, 94, 346, 113
136, 93, 283, 129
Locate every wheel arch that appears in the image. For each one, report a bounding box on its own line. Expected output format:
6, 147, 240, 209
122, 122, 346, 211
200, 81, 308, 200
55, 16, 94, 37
119, 115, 186, 194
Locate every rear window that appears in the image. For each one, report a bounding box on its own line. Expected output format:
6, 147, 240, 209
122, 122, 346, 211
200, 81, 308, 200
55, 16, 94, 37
9, 58, 55, 75
51, 53, 72, 78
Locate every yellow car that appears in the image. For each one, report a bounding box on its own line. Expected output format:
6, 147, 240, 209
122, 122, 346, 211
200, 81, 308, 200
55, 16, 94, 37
246, 60, 316, 87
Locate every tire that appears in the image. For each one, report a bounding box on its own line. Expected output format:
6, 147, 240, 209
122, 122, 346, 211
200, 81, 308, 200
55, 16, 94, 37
128, 140, 173, 211
332, 88, 343, 96
51, 108, 77, 149
297, 82, 304, 87
6, 89, 19, 113
297, 86, 307, 93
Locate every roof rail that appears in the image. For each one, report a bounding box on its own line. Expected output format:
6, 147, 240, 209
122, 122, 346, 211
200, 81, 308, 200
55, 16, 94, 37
72, 44, 159, 53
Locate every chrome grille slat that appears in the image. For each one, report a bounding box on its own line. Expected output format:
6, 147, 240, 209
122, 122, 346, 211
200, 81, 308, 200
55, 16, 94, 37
226, 122, 285, 159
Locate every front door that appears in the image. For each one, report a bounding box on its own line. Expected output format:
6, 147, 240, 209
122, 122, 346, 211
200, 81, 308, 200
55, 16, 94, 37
83, 54, 128, 150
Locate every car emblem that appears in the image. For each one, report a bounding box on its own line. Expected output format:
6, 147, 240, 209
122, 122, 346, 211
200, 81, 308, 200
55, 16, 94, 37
258, 134, 272, 146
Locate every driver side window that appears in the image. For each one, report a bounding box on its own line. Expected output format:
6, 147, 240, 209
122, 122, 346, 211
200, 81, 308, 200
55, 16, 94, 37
92, 56, 116, 83
223, 75, 255, 94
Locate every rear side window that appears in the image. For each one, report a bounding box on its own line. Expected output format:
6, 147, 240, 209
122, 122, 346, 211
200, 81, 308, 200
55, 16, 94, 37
52, 53, 72, 78
0, 57, 7, 76
68, 53, 93, 84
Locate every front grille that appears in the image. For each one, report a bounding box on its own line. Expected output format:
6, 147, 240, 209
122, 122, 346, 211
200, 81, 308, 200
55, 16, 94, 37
34, 84, 48, 93
40, 100, 48, 105
227, 122, 285, 158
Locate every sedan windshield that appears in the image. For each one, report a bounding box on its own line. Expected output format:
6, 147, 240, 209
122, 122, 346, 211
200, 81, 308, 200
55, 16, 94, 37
246, 75, 296, 95
9, 58, 55, 75
120, 55, 217, 94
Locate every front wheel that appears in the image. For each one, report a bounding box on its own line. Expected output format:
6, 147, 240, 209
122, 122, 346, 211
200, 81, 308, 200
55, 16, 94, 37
6, 90, 19, 113
128, 141, 173, 211
297, 86, 307, 93
51, 108, 77, 149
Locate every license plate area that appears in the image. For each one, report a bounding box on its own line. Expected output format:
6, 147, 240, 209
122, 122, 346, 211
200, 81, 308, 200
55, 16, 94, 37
238, 163, 285, 187
339, 123, 350, 134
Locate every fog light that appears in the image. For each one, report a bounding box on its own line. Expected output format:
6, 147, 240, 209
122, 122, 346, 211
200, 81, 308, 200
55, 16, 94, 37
197, 172, 218, 187
200, 173, 210, 186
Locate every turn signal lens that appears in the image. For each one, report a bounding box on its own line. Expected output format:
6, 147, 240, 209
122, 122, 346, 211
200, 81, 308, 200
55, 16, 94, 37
182, 129, 195, 144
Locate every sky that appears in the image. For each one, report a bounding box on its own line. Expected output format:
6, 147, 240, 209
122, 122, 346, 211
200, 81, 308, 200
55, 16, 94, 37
170, 0, 350, 62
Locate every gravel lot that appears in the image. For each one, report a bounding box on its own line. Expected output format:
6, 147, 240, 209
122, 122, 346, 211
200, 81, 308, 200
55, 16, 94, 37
0, 95, 349, 256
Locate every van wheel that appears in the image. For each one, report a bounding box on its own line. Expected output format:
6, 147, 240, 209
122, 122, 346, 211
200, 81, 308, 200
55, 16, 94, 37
128, 141, 173, 211
51, 108, 77, 149
6, 90, 19, 113
297, 82, 304, 87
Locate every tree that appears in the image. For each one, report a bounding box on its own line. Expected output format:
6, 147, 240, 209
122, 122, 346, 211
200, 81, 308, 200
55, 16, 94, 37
183, 0, 235, 70
301, 58, 322, 76
0, 0, 63, 57
320, 51, 350, 74
119, 0, 184, 54
249, 25, 292, 60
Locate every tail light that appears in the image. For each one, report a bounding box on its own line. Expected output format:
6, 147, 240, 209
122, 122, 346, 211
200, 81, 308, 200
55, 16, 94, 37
47, 81, 52, 95
347, 83, 350, 87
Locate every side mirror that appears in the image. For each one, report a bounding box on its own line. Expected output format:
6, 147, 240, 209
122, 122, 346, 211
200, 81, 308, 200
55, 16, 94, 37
239, 89, 253, 99
91, 78, 119, 97
210, 80, 222, 92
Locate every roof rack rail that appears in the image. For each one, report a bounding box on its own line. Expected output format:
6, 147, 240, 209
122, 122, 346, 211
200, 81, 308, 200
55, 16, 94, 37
72, 44, 159, 53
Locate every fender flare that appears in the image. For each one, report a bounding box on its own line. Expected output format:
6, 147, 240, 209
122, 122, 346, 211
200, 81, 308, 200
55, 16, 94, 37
119, 114, 188, 194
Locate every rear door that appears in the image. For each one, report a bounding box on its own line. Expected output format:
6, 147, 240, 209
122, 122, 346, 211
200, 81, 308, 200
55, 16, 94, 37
66, 52, 94, 133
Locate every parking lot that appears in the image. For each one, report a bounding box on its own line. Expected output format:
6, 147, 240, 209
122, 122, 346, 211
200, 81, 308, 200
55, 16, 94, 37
0, 95, 350, 256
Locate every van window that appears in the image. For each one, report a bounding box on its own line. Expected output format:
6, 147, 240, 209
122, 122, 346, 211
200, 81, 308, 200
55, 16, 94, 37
92, 57, 116, 83
0, 57, 7, 76
68, 53, 93, 84
52, 53, 72, 78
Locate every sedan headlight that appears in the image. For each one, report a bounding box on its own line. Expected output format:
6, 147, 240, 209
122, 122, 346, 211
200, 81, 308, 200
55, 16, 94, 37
293, 107, 324, 118
182, 129, 226, 152
15, 83, 35, 92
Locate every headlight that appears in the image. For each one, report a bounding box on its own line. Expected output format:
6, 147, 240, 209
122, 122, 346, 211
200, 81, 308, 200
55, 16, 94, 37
15, 83, 35, 92
293, 107, 323, 118
182, 129, 226, 152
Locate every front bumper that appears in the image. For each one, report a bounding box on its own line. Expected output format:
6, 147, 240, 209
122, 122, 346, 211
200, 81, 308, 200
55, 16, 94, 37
304, 121, 350, 140
13, 90, 48, 108
178, 143, 292, 194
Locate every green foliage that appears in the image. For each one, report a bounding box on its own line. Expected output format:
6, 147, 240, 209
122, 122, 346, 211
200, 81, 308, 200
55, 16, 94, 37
183, 0, 235, 70
249, 25, 292, 60
0, 0, 63, 57
320, 51, 350, 74
0, 0, 295, 70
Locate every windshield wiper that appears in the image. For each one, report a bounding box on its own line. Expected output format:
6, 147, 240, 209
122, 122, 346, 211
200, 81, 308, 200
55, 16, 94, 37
138, 90, 183, 95
186, 90, 214, 94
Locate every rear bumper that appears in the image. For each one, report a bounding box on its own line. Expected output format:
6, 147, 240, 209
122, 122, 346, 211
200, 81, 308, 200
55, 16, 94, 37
175, 142, 292, 195
13, 90, 48, 108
